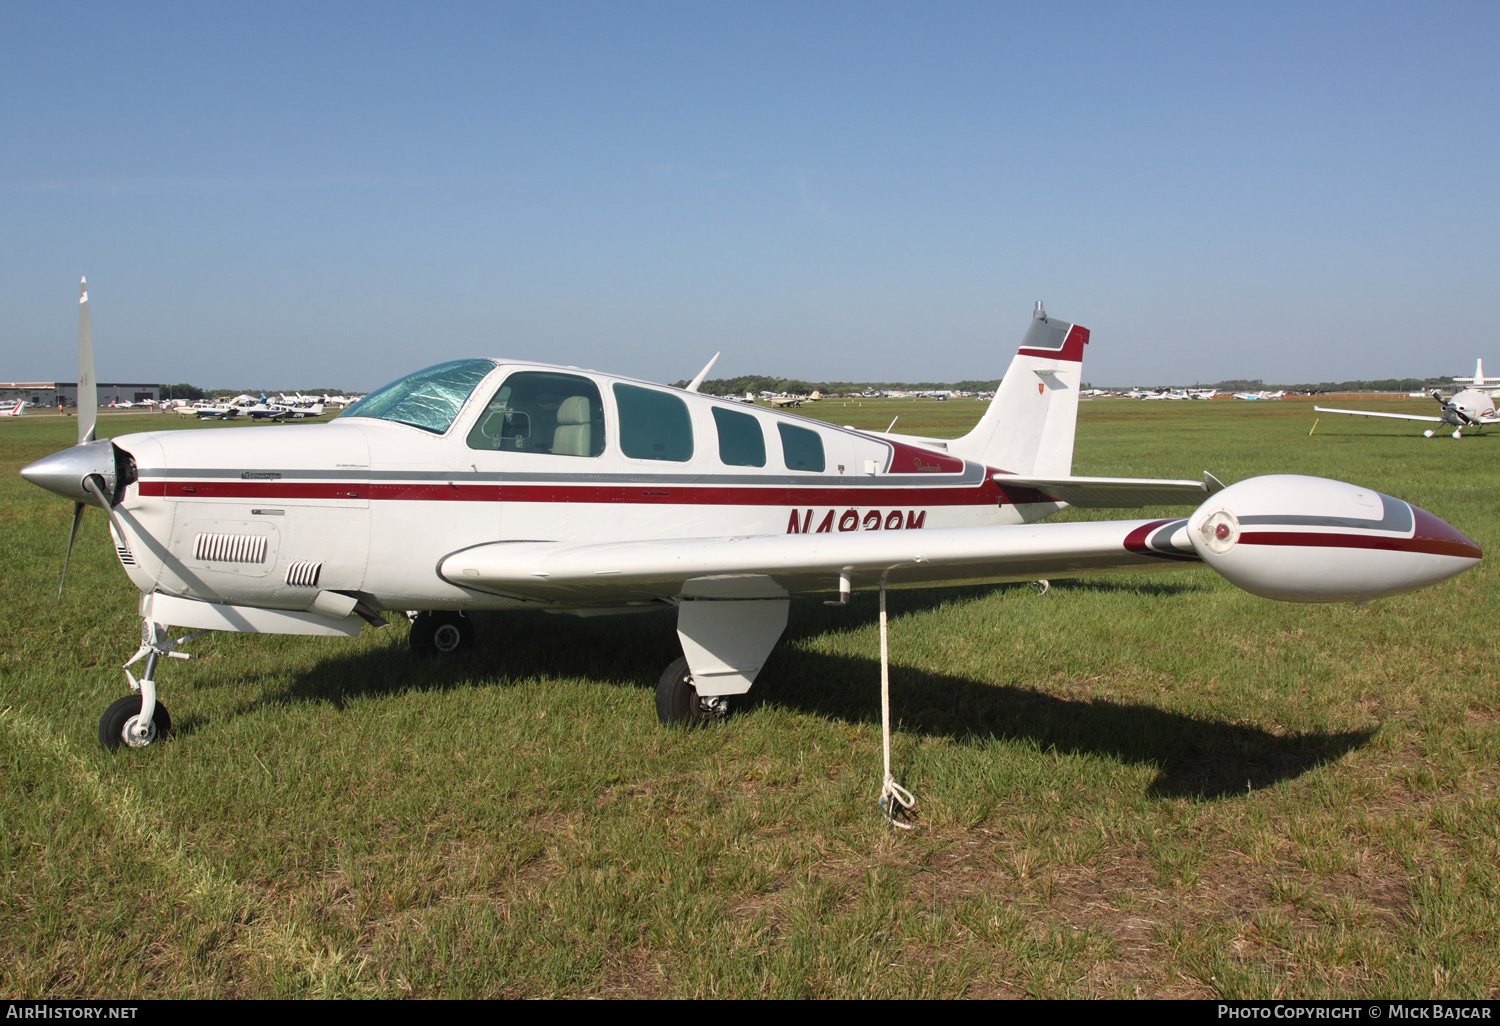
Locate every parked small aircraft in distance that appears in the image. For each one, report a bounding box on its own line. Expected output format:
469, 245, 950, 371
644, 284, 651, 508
1234, 390, 1285, 400
1315, 388, 1499, 439
20, 286, 1482, 772
0, 400, 25, 417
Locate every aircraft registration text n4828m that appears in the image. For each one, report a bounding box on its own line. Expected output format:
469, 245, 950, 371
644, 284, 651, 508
20, 286, 1482, 787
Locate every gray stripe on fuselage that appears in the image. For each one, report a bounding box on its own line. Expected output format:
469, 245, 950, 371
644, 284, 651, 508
138, 462, 989, 489
1238, 493, 1412, 534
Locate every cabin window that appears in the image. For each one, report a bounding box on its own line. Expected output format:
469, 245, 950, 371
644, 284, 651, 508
467, 371, 605, 456
613, 383, 693, 462
340, 359, 495, 435
712, 406, 766, 468
778, 423, 825, 472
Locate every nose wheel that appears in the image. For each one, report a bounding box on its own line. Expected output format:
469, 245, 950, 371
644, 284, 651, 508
99, 695, 171, 750
98, 619, 199, 751
409, 611, 475, 657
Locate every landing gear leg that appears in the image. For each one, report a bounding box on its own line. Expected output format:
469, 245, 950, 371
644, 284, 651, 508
100, 620, 201, 751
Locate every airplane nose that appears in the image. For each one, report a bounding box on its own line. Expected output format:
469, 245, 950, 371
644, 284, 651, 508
19, 439, 118, 506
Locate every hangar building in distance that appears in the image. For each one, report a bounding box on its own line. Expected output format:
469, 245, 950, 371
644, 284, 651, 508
0, 382, 161, 406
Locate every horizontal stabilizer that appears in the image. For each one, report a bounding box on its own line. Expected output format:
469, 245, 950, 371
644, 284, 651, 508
991, 472, 1225, 508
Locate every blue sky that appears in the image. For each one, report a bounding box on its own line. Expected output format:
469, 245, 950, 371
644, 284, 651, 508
2, 2, 1496, 389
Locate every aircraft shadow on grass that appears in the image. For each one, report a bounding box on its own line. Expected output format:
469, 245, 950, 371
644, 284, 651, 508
237, 584, 1367, 801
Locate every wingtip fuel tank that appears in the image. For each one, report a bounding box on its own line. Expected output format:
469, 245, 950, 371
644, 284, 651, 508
1187, 475, 1480, 602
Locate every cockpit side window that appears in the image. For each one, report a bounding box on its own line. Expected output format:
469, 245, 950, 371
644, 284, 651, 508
712, 406, 766, 467
340, 359, 496, 434
613, 383, 693, 462
467, 371, 605, 456
778, 422, 825, 472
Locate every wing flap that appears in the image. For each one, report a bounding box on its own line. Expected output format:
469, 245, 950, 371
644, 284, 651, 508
992, 472, 1224, 508
439, 518, 1200, 604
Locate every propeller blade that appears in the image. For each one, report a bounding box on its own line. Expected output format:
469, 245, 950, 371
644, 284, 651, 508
82, 475, 126, 539
78, 277, 96, 445
58, 501, 85, 600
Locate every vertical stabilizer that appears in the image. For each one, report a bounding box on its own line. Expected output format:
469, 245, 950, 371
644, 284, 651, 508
1454, 359, 1491, 388
946, 302, 1089, 477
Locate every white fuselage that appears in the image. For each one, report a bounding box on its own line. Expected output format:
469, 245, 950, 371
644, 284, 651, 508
105, 361, 1047, 614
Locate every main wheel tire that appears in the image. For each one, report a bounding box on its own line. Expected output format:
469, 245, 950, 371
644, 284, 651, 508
655, 656, 731, 727
99, 695, 171, 751
409, 611, 475, 657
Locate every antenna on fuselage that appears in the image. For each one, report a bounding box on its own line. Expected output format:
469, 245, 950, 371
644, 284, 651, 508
685, 352, 720, 393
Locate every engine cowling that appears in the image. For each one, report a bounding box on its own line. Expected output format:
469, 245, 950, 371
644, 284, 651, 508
1187, 475, 1481, 602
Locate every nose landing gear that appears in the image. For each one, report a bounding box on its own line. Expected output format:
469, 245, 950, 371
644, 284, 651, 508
99, 620, 203, 751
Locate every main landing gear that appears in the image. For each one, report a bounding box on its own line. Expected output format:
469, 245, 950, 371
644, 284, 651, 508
99, 620, 201, 751
408, 611, 475, 657
655, 656, 731, 726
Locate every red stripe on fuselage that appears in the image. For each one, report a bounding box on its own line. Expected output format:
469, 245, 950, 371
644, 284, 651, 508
141, 481, 370, 500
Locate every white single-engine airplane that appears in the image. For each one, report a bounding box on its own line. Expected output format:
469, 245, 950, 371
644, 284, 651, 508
21, 284, 1483, 796
0, 400, 25, 417
1315, 386, 1499, 439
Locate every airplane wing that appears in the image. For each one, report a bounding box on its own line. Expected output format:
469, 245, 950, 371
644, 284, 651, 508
438, 517, 1199, 605
1313, 406, 1445, 423
992, 472, 1224, 508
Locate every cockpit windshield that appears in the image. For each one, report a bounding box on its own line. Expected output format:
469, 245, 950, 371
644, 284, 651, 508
339, 359, 496, 434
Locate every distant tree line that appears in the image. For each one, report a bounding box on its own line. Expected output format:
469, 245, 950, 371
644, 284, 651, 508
1118, 377, 1458, 393
671, 373, 1464, 396
159, 374, 1461, 403
672, 376, 1005, 395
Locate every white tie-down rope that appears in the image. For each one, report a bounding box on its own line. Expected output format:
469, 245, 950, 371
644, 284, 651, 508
878, 575, 916, 828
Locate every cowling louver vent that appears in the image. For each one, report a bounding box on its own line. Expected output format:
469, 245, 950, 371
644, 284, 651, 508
195, 532, 268, 564
116, 545, 136, 567
285, 560, 323, 587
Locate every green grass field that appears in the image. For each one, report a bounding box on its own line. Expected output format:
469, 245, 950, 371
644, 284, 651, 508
2, 400, 1496, 998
